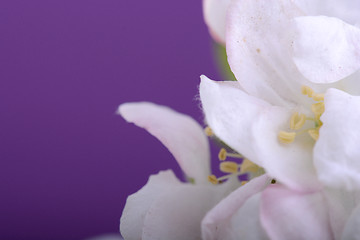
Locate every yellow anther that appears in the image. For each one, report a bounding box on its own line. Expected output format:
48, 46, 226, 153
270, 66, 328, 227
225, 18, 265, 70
208, 175, 218, 184
241, 181, 248, 186
218, 148, 227, 161
308, 129, 319, 141
311, 102, 325, 116
240, 159, 260, 173
204, 126, 213, 136
312, 93, 325, 102
278, 131, 296, 144
301, 85, 314, 98
220, 161, 238, 173
290, 112, 306, 130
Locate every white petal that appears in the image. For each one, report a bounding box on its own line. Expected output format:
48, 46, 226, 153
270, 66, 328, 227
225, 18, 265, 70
226, 0, 307, 106
342, 204, 360, 240
324, 188, 360, 240
201, 175, 270, 240
200, 76, 321, 191
314, 89, 360, 191
120, 170, 182, 240
293, 0, 360, 26
260, 185, 333, 240
203, 0, 231, 44
118, 102, 211, 184
229, 194, 269, 240
142, 178, 239, 240
293, 16, 360, 84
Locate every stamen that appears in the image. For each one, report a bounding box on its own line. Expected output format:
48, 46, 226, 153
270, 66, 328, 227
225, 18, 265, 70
301, 85, 314, 97
290, 112, 306, 130
278, 131, 296, 144
208, 175, 218, 185
218, 148, 243, 161
204, 126, 213, 136
308, 129, 319, 141
312, 93, 325, 101
241, 181, 248, 186
240, 159, 260, 173
279, 86, 325, 144
220, 161, 239, 173
218, 148, 227, 161
311, 102, 325, 116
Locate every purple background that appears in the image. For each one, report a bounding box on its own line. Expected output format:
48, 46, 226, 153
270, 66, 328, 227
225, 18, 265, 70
0, 0, 221, 239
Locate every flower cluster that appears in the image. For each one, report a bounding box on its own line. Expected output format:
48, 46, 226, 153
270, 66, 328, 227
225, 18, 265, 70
119, 0, 360, 239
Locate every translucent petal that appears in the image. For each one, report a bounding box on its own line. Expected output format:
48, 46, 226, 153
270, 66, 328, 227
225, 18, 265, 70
203, 0, 231, 44
314, 89, 360, 191
118, 102, 211, 184
120, 170, 181, 240
293, 16, 360, 83
226, 0, 307, 106
201, 175, 270, 240
260, 185, 333, 240
142, 177, 239, 240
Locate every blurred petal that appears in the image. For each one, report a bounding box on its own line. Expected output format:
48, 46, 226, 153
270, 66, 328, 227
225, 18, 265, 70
229, 193, 269, 240
293, 16, 360, 83
201, 175, 270, 240
226, 0, 307, 106
293, 0, 360, 26
203, 0, 231, 44
200, 76, 320, 191
314, 89, 360, 191
120, 170, 181, 240
118, 102, 210, 184
260, 185, 333, 240
324, 188, 360, 240
342, 204, 360, 240
142, 177, 239, 240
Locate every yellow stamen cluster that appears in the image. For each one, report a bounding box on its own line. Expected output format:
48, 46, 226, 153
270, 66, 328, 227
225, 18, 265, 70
208, 150, 262, 185
278, 131, 296, 144
278, 86, 325, 144
290, 112, 306, 130
240, 159, 260, 173
220, 161, 238, 173
218, 148, 243, 161
208, 175, 218, 184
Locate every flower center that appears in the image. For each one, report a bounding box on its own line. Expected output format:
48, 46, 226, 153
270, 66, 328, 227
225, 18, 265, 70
278, 86, 324, 144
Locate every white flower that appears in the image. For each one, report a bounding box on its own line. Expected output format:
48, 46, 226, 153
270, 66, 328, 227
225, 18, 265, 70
201, 175, 360, 240
200, 0, 360, 192
118, 102, 240, 240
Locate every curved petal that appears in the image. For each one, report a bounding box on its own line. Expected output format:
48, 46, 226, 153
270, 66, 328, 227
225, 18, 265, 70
228, 193, 269, 240
260, 185, 333, 240
293, 16, 360, 84
324, 188, 360, 240
201, 175, 270, 240
342, 204, 360, 240
200, 76, 321, 191
226, 0, 308, 106
118, 102, 210, 184
203, 0, 231, 44
293, 0, 360, 26
142, 177, 239, 240
120, 170, 182, 240
314, 89, 360, 191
